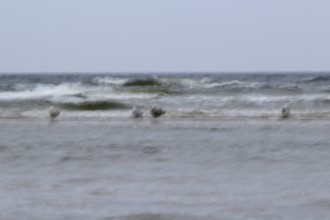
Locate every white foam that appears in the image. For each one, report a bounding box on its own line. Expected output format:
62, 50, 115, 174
0, 83, 85, 100
92, 76, 128, 85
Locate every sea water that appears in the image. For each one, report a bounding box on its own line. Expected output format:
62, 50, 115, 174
1, 72, 330, 119
0, 73, 330, 219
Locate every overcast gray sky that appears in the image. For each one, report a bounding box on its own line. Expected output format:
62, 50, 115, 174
0, 0, 329, 73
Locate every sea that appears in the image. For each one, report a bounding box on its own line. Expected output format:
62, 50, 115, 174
1, 72, 330, 219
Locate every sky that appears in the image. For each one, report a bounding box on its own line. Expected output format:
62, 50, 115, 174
0, 0, 329, 73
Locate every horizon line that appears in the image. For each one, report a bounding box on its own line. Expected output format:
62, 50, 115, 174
0, 70, 330, 75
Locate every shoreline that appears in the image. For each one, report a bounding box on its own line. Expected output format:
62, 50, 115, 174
0, 116, 329, 122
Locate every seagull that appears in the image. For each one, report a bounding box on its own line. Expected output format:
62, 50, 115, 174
49, 106, 61, 120
131, 106, 144, 119
150, 105, 166, 118
281, 104, 290, 118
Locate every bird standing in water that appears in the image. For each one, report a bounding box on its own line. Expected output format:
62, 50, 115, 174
281, 105, 290, 118
150, 105, 166, 118
131, 106, 144, 119
49, 106, 61, 121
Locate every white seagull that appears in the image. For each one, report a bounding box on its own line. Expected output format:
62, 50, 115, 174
49, 106, 61, 120
131, 106, 144, 119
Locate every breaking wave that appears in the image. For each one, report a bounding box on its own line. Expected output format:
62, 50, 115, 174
91, 76, 305, 94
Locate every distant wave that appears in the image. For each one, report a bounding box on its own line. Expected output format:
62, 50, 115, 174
123, 78, 162, 87
300, 75, 330, 83
320, 86, 330, 93
92, 76, 128, 86
175, 80, 302, 93
92, 76, 163, 87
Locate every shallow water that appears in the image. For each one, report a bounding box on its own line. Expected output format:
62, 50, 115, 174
1, 119, 330, 219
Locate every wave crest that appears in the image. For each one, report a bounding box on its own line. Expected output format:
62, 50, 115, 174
301, 75, 330, 83
59, 101, 130, 111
